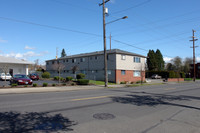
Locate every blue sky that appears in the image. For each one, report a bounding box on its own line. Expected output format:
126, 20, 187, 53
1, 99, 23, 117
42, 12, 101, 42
0, 0, 200, 64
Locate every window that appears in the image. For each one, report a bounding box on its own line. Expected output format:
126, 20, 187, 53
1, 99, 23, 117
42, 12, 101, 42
72, 59, 76, 63
121, 70, 126, 75
57, 61, 59, 64
107, 70, 111, 75
47, 62, 49, 65
80, 58, 85, 62
95, 56, 98, 60
52, 61, 54, 64
81, 70, 86, 74
107, 55, 109, 60
90, 57, 93, 60
121, 55, 126, 60
63, 60, 65, 63
134, 70, 141, 77
134, 57, 141, 63
66, 59, 68, 62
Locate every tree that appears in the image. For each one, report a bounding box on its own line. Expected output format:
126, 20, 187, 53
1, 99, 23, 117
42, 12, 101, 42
183, 57, 193, 74
71, 65, 79, 79
166, 63, 174, 71
172, 56, 183, 71
52, 62, 65, 83
61, 49, 67, 57
147, 50, 157, 71
156, 49, 165, 71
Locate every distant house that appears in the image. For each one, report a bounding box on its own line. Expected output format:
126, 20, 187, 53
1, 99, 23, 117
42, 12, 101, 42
0, 56, 33, 76
46, 49, 146, 83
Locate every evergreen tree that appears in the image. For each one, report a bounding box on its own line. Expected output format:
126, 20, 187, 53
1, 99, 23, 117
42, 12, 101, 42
147, 50, 157, 71
156, 49, 165, 71
61, 48, 66, 57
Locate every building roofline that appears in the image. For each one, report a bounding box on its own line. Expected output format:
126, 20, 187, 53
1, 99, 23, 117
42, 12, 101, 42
46, 49, 147, 62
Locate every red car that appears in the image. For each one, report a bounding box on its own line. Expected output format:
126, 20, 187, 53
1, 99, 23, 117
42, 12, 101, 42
10, 74, 33, 85
29, 73, 39, 80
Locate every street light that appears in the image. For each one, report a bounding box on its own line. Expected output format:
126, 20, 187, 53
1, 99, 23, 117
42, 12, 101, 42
100, 0, 128, 87
106, 16, 128, 25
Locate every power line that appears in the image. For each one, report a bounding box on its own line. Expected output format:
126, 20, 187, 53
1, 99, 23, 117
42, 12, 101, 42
112, 39, 174, 58
112, 0, 152, 14
49, 0, 99, 13
0, 16, 102, 37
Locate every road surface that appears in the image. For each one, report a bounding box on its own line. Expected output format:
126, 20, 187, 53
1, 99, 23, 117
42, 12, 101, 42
0, 82, 200, 133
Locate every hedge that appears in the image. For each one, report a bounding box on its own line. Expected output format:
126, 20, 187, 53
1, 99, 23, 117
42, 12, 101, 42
42, 72, 50, 79
76, 73, 85, 79
77, 79, 89, 85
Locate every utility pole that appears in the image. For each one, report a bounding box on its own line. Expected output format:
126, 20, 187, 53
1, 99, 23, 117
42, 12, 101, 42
99, 0, 110, 87
190, 30, 198, 82
110, 33, 112, 51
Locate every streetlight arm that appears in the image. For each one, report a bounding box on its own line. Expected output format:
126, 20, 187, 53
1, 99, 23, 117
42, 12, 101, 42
106, 16, 128, 25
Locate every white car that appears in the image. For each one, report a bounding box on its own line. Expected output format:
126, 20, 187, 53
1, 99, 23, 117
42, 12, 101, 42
0, 73, 12, 81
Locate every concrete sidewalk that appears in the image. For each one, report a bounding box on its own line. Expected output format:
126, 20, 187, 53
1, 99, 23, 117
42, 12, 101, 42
0, 85, 110, 95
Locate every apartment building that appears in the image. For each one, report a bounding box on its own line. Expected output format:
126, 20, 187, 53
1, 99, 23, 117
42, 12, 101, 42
46, 49, 146, 83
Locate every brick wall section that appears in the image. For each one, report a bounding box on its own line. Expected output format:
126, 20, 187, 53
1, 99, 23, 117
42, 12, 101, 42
167, 78, 184, 82
115, 70, 145, 83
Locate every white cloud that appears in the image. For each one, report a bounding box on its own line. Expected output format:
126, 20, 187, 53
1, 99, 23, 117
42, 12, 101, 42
164, 57, 173, 63
24, 45, 35, 50
0, 38, 8, 43
110, 0, 115, 3
197, 57, 200, 62
1, 51, 49, 60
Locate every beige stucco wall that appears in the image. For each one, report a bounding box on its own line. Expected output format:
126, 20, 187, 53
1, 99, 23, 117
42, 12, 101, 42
116, 54, 145, 70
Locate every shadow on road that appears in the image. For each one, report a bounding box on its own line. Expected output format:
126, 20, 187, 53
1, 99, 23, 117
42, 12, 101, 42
0, 111, 76, 133
112, 92, 200, 110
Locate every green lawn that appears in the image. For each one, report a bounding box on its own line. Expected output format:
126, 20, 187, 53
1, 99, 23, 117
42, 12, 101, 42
89, 80, 116, 85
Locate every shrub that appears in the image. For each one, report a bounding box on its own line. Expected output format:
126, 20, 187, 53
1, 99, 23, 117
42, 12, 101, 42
42, 72, 50, 79
60, 77, 65, 81
66, 76, 73, 81
169, 71, 176, 78
52, 83, 56, 86
77, 79, 89, 85
33, 83, 37, 87
43, 83, 48, 87
136, 81, 141, 84
120, 81, 126, 84
11, 84, 18, 87
76, 73, 85, 79
54, 76, 59, 80
180, 72, 185, 78
62, 83, 66, 86
71, 82, 75, 86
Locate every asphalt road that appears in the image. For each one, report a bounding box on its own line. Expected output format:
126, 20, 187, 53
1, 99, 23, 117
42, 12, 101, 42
0, 82, 200, 133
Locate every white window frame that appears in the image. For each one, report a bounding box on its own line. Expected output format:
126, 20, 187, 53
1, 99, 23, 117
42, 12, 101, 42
134, 70, 141, 77
134, 57, 141, 63
121, 55, 126, 60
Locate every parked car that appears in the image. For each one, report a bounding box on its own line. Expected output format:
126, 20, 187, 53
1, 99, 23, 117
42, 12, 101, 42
151, 74, 162, 79
0, 73, 12, 81
10, 74, 33, 85
29, 73, 39, 80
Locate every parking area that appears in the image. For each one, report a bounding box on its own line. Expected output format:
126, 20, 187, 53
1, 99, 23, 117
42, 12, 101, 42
0, 79, 59, 87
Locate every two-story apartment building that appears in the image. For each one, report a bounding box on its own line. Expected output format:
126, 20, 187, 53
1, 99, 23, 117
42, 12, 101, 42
46, 49, 146, 83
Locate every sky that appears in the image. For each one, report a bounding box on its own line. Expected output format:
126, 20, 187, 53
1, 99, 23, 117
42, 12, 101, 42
0, 0, 200, 65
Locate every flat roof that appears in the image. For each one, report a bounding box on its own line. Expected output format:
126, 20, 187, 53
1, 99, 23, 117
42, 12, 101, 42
46, 49, 146, 62
0, 56, 33, 65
